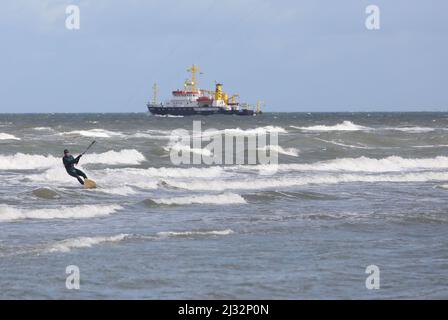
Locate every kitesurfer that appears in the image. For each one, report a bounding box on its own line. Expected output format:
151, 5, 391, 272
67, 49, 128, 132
62, 149, 88, 185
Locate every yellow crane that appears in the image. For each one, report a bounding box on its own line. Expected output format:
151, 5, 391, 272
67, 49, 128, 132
229, 94, 240, 104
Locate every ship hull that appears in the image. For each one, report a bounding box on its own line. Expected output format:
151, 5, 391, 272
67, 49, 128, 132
148, 105, 255, 116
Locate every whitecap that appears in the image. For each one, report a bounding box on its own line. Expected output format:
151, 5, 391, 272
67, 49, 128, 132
60, 129, 124, 138
157, 229, 234, 237
149, 193, 246, 205
291, 121, 370, 132
0, 149, 146, 170
0, 204, 123, 222
258, 145, 299, 157
0, 133, 21, 140
45, 234, 129, 253
164, 171, 448, 191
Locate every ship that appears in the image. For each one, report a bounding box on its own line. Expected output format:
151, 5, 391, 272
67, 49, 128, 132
147, 65, 263, 116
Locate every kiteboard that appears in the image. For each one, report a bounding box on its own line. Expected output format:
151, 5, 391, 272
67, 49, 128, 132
84, 179, 97, 189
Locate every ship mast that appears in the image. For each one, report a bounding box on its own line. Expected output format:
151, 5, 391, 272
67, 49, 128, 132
257, 100, 264, 113
152, 82, 158, 105
187, 64, 200, 92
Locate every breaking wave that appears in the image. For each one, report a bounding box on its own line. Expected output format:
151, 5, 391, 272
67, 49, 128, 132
0, 133, 20, 140
61, 129, 124, 138
0, 204, 123, 222
315, 138, 373, 149
164, 143, 212, 157
164, 171, 448, 191
32, 127, 53, 131
0, 149, 146, 170
258, 145, 299, 157
105, 166, 223, 178
392, 127, 436, 133
214, 126, 287, 136
98, 186, 138, 196
0, 153, 59, 170
44, 234, 129, 253
157, 229, 234, 237
291, 121, 370, 131
146, 193, 246, 206
154, 114, 184, 118
257, 156, 448, 173
82, 149, 146, 165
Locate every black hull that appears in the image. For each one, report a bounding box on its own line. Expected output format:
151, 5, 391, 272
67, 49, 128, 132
148, 105, 256, 116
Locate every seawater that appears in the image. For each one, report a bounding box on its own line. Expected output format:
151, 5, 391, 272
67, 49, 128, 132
0, 112, 447, 299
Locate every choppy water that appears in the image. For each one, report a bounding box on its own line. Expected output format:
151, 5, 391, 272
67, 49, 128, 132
1, 112, 448, 299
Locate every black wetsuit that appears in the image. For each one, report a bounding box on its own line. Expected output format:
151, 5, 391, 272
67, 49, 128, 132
63, 155, 87, 185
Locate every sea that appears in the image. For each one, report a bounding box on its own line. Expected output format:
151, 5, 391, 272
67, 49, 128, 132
0, 112, 447, 299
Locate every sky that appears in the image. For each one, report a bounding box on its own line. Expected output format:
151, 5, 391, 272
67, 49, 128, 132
0, 0, 447, 113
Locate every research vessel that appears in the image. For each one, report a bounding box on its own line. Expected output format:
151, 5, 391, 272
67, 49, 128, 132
147, 65, 262, 116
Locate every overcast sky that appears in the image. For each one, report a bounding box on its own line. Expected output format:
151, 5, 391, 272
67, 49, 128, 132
0, 0, 446, 112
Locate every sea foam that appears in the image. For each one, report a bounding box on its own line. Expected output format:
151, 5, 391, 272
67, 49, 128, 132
157, 229, 234, 237
148, 193, 246, 205
0, 204, 123, 222
61, 129, 124, 138
0, 149, 146, 170
257, 156, 448, 173
291, 121, 370, 131
0, 133, 21, 140
44, 234, 129, 253
164, 171, 448, 191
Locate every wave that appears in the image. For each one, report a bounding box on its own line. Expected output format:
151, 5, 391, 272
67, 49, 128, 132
392, 127, 436, 133
413, 145, 448, 149
291, 121, 370, 132
130, 126, 286, 140
32, 127, 53, 131
0, 153, 59, 170
258, 145, 299, 157
82, 149, 146, 165
44, 234, 129, 253
157, 229, 234, 237
97, 186, 138, 196
255, 156, 448, 173
61, 129, 124, 138
164, 171, 448, 191
315, 138, 373, 149
0, 133, 20, 140
205, 126, 287, 137
154, 114, 184, 118
244, 190, 340, 201
146, 192, 246, 206
0, 204, 123, 222
0, 149, 145, 170
164, 143, 212, 157
130, 132, 170, 140
89, 167, 222, 190
110, 166, 223, 178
